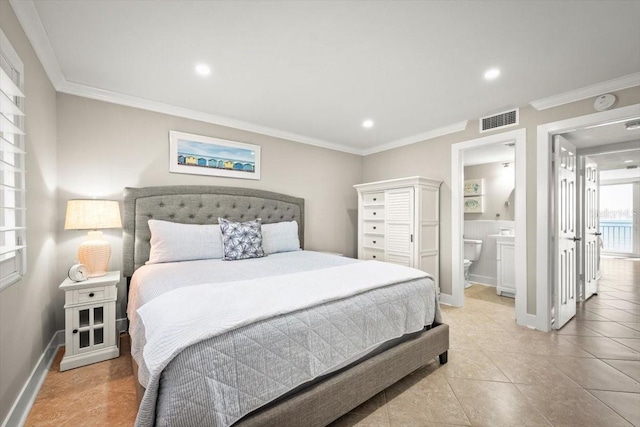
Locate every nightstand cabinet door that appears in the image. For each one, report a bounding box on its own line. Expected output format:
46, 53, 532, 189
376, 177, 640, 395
71, 302, 114, 354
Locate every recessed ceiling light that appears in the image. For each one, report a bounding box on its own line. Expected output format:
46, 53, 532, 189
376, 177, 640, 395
624, 160, 634, 163
195, 64, 211, 76
362, 119, 374, 129
484, 68, 501, 80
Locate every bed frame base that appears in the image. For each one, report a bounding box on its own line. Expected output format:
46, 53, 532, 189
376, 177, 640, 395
133, 323, 448, 427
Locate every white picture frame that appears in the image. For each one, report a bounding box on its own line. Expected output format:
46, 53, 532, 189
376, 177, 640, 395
169, 131, 261, 180
464, 179, 484, 196
464, 196, 484, 213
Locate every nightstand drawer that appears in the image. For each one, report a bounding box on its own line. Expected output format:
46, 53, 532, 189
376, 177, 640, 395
363, 235, 385, 249
77, 286, 106, 303
362, 248, 384, 261
65, 285, 116, 306
363, 221, 384, 234
363, 207, 385, 220
363, 192, 385, 206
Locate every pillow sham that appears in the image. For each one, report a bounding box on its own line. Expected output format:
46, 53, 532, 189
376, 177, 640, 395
218, 218, 265, 261
262, 221, 300, 255
146, 220, 223, 264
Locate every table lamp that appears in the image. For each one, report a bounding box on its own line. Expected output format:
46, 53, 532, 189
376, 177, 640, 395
64, 199, 122, 277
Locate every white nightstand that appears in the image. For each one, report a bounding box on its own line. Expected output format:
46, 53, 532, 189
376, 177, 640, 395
59, 270, 120, 371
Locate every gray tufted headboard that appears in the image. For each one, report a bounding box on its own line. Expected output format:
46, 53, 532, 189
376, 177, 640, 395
123, 186, 305, 278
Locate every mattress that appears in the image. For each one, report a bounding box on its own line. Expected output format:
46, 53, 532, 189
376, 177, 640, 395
128, 251, 440, 427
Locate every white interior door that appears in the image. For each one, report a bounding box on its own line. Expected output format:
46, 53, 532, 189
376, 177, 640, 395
583, 156, 599, 299
554, 135, 578, 329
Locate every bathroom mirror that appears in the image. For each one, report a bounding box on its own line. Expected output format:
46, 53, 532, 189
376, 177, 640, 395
506, 188, 515, 220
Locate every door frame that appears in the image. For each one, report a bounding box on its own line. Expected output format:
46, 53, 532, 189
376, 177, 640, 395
450, 128, 531, 328
536, 103, 640, 331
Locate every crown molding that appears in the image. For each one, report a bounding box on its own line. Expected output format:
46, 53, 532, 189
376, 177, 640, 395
9, 0, 65, 88
57, 80, 363, 155
360, 121, 468, 156
59, 77, 468, 157
530, 72, 640, 111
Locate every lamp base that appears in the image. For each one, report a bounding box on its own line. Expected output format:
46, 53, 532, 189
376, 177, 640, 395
78, 231, 111, 277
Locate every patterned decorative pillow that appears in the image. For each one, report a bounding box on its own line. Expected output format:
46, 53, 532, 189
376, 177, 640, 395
218, 218, 265, 261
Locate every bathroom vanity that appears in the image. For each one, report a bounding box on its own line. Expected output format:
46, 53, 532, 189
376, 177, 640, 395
490, 234, 515, 297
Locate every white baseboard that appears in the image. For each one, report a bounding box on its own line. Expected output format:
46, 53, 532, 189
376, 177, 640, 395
1, 330, 64, 427
439, 293, 453, 306
1, 317, 129, 427
469, 274, 496, 286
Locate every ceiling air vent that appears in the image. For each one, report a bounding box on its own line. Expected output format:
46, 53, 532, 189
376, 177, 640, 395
479, 108, 519, 133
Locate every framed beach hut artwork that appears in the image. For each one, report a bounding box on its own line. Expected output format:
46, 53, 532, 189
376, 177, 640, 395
169, 131, 261, 180
463, 179, 484, 196
464, 196, 484, 213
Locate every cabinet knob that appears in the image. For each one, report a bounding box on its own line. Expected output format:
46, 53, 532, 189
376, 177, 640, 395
373, 198, 377, 201
373, 241, 376, 244
373, 212, 376, 216
72, 329, 78, 334
373, 226, 377, 230
372, 255, 376, 259
89, 293, 94, 297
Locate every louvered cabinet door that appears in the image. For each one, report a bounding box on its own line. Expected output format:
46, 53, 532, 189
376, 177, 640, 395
384, 187, 414, 266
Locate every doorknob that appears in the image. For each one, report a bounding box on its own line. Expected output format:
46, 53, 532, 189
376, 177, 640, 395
593, 232, 602, 236
572, 237, 582, 242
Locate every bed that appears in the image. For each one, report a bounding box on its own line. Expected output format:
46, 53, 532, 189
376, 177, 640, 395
124, 185, 449, 427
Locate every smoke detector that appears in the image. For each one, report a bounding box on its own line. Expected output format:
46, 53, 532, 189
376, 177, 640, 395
593, 94, 616, 111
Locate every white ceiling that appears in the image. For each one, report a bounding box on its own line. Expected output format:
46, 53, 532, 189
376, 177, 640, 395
16, 0, 640, 154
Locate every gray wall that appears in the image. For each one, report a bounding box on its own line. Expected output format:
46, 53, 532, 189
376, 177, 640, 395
0, 3, 59, 423
55, 94, 363, 323
464, 161, 515, 221
363, 85, 640, 314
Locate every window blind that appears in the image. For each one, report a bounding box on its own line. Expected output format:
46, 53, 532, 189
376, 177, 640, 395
0, 29, 26, 290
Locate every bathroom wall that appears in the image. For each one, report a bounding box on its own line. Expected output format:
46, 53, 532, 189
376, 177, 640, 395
464, 220, 514, 286
464, 161, 515, 221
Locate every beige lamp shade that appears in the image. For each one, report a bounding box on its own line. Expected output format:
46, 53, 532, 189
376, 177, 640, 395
65, 200, 122, 277
64, 199, 122, 230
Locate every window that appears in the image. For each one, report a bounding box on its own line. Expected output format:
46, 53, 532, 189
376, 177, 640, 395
599, 182, 639, 256
0, 29, 26, 289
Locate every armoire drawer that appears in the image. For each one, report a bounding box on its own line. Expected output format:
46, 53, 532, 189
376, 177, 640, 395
363, 235, 385, 249
363, 192, 385, 206
362, 207, 385, 220
362, 248, 384, 261
363, 221, 384, 234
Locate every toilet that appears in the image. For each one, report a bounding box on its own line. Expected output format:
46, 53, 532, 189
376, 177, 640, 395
463, 239, 483, 288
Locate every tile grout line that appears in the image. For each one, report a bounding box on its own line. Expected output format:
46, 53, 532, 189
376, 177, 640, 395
583, 388, 639, 427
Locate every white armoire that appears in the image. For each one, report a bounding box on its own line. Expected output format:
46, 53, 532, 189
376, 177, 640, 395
354, 176, 442, 291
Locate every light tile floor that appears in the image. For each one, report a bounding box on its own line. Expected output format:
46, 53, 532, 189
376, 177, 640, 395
26, 258, 639, 426
331, 257, 640, 427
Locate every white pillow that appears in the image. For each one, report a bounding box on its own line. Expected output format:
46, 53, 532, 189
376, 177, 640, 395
146, 220, 223, 264
261, 221, 301, 255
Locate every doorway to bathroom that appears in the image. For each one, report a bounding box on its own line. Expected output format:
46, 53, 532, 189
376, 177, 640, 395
450, 128, 531, 328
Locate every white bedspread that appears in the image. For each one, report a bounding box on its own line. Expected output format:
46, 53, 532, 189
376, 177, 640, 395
129, 251, 441, 426
138, 260, 428, 382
